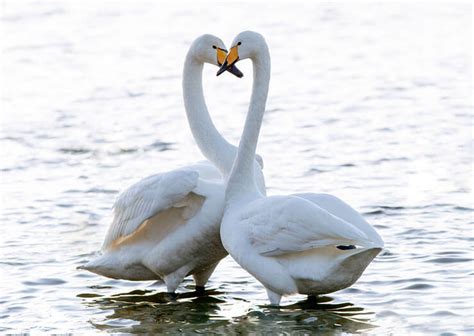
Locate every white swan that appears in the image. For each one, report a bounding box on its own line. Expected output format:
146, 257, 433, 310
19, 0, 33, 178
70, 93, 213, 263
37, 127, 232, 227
217, 31, 384, 305
80, 34, 266, 294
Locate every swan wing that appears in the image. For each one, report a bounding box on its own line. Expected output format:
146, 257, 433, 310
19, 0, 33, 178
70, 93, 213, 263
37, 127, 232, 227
101, 169, 200, 250
243, 196, 373, 257
293, 193, 384, 247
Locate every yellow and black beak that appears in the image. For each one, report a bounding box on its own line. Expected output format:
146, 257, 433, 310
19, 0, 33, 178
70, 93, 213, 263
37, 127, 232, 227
216, 44, 240, 77
217, 47, 243, 78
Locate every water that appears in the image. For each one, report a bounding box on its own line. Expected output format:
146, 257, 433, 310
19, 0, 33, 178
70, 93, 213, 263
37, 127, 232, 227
1, 2, 472, 334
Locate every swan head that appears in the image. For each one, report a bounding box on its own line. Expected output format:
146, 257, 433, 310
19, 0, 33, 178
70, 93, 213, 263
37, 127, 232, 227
216, 31, 269, 76
189, 34, 243, 78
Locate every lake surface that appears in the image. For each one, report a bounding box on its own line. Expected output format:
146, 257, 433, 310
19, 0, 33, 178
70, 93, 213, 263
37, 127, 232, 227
1, 2, 472, 335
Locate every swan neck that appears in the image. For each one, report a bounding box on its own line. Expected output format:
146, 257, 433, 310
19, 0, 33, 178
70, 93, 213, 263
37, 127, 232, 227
182, 54, 235, 176
226, 50, 270, 200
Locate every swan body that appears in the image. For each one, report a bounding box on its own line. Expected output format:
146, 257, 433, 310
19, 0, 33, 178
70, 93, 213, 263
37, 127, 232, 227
84, 163, 226, 289
81, 35, 265, 293
218, 31, 383, 305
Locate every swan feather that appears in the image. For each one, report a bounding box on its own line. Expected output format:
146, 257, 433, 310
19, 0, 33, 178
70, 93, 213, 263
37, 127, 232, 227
102, 169, 199, 250
241, 195, 372, 257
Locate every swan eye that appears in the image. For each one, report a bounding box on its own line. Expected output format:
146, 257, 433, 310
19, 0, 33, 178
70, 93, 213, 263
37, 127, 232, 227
237, 42, 242, 46
212, 45, 217, 49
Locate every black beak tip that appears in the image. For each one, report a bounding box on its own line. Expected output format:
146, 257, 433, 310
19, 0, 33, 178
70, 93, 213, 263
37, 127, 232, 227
229, 64, 244, 78
216, 61, 228, 77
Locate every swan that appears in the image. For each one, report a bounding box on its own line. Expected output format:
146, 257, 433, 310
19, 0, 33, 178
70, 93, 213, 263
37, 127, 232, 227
217, 31, 384, 305
80, 34, 266, 294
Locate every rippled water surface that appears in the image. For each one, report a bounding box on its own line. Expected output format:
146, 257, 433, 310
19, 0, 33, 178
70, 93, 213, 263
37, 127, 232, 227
1, 2, 472, 335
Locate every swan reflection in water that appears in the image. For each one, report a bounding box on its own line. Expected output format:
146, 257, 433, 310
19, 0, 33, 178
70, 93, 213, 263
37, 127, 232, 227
79, 286, 377, 334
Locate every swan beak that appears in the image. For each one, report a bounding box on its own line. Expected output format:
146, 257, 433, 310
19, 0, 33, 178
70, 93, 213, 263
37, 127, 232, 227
217, 45, 239, 77
217, 47, 243, 78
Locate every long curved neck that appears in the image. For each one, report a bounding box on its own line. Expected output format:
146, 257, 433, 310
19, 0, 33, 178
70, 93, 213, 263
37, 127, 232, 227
226, 48, 270, 201
182, 53, 235, 176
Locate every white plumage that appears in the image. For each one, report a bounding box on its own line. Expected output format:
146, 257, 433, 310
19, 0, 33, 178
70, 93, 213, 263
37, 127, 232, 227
102, 169, 200, 250
243, 195, 372, 257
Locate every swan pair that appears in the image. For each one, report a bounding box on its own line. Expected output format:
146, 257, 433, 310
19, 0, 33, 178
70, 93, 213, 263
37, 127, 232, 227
82, 32, 383, 305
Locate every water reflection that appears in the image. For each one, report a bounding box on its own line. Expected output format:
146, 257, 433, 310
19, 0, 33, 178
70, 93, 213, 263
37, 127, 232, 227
80, 289, 376, 334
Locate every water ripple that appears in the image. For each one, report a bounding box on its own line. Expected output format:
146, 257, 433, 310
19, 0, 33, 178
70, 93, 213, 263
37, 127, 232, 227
22, 278, 67, 286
